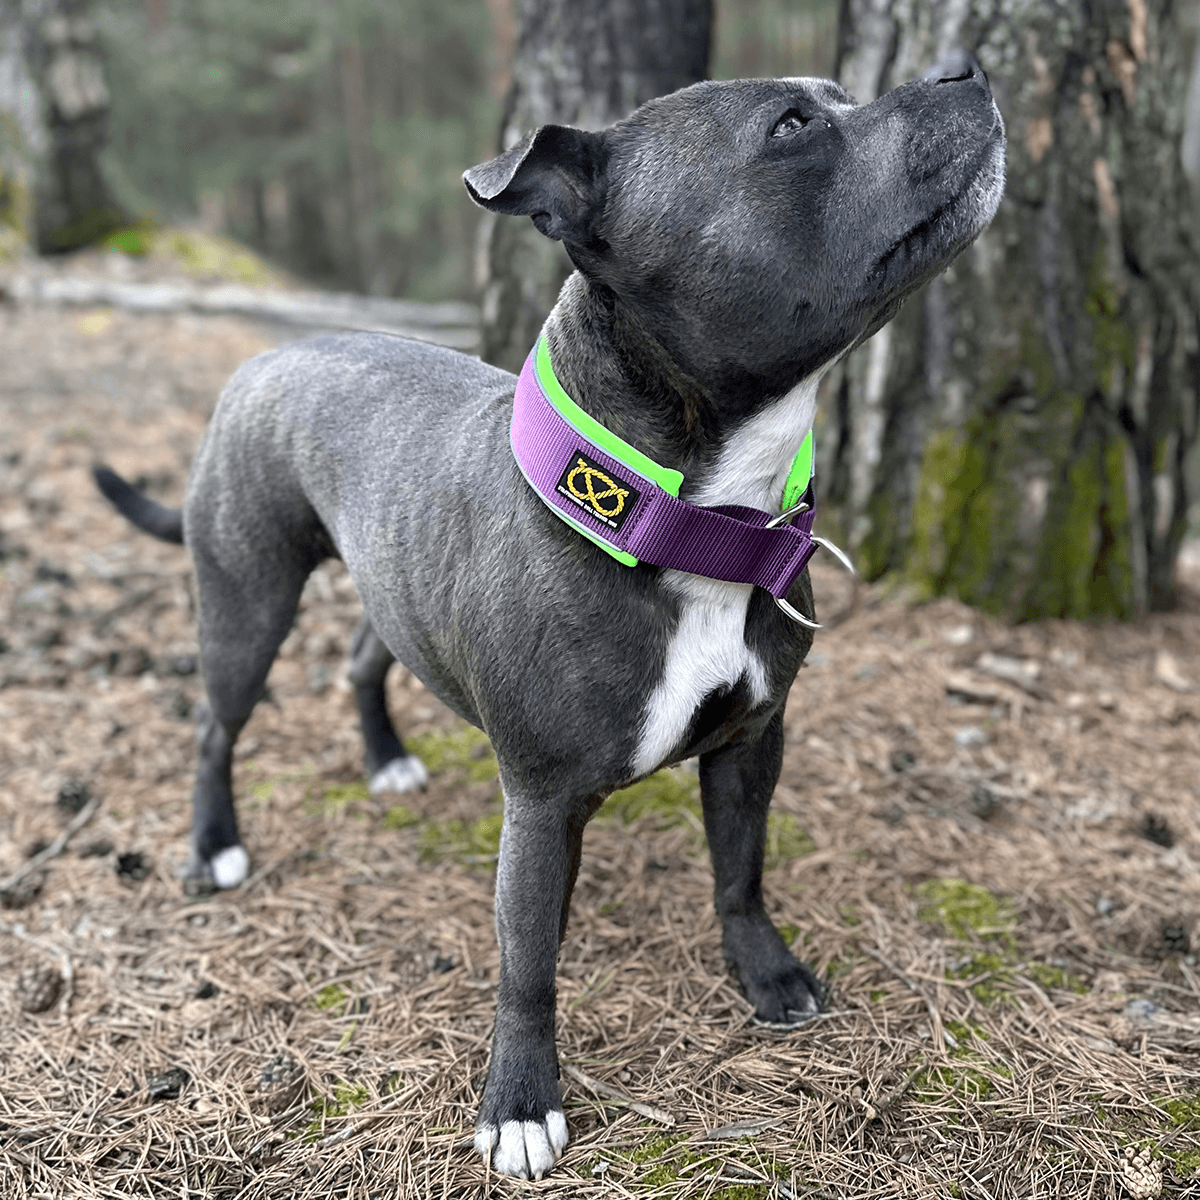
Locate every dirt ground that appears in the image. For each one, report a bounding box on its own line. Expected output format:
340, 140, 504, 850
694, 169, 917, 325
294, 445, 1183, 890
2, 253, 1199, 1200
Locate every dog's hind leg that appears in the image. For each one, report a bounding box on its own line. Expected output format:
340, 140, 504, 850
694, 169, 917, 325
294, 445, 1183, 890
347, 620, 428, 795
184, 540, 316, 894
474, 787, 604, 1178
699, 709, 823, 1022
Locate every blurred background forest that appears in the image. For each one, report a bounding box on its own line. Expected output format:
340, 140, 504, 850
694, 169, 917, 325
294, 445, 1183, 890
87, 0, 838, 301
5, 0, 1200, 622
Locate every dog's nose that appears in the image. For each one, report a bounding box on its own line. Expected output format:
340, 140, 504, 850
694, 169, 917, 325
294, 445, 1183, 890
922, 50, 985, 86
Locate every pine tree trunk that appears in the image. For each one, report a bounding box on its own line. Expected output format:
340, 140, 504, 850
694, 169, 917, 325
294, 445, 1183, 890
0, 0, 125, 256
824, 0, 1200, 617
477, 0, 712, 372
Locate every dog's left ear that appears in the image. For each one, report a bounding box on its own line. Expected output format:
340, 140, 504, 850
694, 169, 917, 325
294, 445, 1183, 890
464, 125, 608, 245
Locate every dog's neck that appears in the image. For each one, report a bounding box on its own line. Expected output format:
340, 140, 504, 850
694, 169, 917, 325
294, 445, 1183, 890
543, 274, 822, 515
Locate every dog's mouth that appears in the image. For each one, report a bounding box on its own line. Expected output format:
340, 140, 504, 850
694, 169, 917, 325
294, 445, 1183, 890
872, 122, 1005, 285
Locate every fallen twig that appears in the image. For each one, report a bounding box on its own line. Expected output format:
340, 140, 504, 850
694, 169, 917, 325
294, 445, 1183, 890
0, 793, 101, 897
563, 1063, 676, 1126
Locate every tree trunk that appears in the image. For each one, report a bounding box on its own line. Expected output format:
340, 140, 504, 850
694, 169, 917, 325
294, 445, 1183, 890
477, 0, 712, 373
0, 0, 125, 257
825, 0, 1200, 618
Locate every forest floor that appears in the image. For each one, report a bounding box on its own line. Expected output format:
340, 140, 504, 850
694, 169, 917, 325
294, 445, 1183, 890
1, 249, 1199, 1200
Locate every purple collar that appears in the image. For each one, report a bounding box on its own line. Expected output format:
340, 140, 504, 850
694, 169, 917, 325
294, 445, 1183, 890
510, 341, 826, 618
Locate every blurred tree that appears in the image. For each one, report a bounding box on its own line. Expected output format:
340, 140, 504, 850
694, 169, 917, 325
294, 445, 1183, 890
0, 0, 127, 256
95, 0, 496, 299
477, 0, 712, 372
822, 0, 1200, 617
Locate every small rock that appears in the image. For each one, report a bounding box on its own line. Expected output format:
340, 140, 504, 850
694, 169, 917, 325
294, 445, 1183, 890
56, 776, 91, 816
116, 851, 151, 881
1096, 896, 1116, 917
431, 955, 455, 973
954, 726, 988, 748
146, 1066, 189, 1101
889, 749, 917, 773
168, 654, 198, 676
194, 979, 219, 1000
855, 663, 879, 680
16, 965, 64, 1013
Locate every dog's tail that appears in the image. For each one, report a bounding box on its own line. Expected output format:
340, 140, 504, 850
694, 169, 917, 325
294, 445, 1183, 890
92, 465, 185, 545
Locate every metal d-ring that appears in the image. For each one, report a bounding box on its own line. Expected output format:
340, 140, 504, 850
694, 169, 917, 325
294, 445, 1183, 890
775, 595, 822, 629
813, 535, 856, 576
764, 499, 811, 530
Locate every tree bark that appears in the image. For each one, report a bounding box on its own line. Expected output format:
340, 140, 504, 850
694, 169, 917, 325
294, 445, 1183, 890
477, 0, 712, 373
0, 0, 125, 256
825, 0, 1200, 617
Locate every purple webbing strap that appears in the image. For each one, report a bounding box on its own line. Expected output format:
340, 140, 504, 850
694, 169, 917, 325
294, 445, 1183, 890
511, 349, 818, 597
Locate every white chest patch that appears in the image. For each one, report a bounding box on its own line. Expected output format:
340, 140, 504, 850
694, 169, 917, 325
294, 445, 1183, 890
631, 369, 827, 778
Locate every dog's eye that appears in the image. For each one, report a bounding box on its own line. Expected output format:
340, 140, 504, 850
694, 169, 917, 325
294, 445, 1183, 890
771, 111, 810, 137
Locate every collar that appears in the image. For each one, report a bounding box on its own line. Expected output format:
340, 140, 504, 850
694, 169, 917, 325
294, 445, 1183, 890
510, 338, 828, 617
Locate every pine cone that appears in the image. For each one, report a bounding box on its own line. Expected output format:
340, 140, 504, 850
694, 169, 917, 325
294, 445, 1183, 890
16, 965, 63, 1013
256, 1052, 306, 1112
1120, 1146, 1162, 1199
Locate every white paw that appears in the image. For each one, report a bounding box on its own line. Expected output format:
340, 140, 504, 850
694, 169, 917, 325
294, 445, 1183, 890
368, 755, 428, 795
210, 844, 249, 889
474, 1111, 568, 1179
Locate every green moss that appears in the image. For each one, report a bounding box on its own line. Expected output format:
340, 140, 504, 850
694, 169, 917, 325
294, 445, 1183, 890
598, 766, 701, 827
102, 221, 156, 257
915, 1023, 1010, 1101
311, 982, 350, 1012
304, 1079, 369, 1141
1159, 1094, 1200, 1131
45, 205, 127, 252
383, 804, 420, 830
838, 904, 860, 927
158, 228, 283, 284
915, 879, 1015, 941
765, 812, 815, 862
406, 725, 498, 784
321, 780, 371, 808
629, 1134, 687, 1164
1026, 961, 1087, 994
418, 810, 503, 863
775, 923, 799, 948
949, 951, 1013, 1004
1175, 1149, 1200, 1179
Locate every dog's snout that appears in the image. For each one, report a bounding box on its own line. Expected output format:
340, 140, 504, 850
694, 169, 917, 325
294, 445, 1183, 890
922, 50, 985, 87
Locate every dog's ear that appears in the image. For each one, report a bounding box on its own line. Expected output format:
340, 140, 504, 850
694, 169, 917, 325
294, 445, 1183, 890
463, 125, 607, 245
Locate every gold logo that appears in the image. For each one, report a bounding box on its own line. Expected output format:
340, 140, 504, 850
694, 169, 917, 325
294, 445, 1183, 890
565, 458, 630, 518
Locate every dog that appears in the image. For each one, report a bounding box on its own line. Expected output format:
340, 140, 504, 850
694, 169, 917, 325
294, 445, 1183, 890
94, 53, 1004, 1179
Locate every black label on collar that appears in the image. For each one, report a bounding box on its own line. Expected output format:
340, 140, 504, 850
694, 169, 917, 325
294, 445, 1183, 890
556, 450, 640, 532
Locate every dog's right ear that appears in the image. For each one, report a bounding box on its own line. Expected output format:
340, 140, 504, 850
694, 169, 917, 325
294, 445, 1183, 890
463, 125, 608, 246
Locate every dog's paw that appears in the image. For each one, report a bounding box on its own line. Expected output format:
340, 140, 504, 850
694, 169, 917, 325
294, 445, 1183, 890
474, 1111, 568, 1179
746, 958, 823, 1025
368, 755, 428, 795
183, 844, 249, 895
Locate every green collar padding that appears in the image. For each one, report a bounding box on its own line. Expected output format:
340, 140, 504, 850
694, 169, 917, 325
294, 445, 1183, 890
534, 336, 814, 514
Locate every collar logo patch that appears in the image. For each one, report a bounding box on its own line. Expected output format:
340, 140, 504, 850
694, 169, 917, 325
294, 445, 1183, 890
556, 450, 640, 532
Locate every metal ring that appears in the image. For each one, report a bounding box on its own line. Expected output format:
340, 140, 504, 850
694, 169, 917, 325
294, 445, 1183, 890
774, 595, 822, 629
764, 499, 812, 530
812, 535, 856, 575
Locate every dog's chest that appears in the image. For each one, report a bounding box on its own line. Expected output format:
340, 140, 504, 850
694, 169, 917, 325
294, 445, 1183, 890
632, 574, 768, 775
629, 372, 823, 777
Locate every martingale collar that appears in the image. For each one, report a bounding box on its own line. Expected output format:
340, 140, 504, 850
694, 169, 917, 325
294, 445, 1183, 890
510, 338, 824, 606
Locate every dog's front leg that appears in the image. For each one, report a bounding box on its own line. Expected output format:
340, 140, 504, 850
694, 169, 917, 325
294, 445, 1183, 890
474, 790, 600, 1178
699, 711, 822, 1022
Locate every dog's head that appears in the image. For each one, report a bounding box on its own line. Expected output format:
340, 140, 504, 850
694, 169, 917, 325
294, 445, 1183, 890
466, 54, 1005, 400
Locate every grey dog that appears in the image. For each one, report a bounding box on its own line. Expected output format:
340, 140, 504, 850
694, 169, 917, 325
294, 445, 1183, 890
95, 55, 1004, 1179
